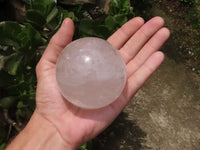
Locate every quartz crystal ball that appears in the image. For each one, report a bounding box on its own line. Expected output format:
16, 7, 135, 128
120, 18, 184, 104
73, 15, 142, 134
56, 37, 126, 109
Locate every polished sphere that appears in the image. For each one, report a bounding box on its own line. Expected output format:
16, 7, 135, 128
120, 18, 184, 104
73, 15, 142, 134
56, 37, 126, 109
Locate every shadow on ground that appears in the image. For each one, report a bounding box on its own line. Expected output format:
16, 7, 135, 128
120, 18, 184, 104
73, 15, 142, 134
92, 2, 200, 149
93, 112, 148, 150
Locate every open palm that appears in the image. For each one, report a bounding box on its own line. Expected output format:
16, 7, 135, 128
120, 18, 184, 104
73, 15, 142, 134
35, 17, 170, 148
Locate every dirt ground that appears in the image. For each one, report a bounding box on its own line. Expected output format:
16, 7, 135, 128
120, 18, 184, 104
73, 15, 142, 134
0, 1, 199, 149
92, 1, 200, 150
93, 57, 200, 150
93, 49, 200, 150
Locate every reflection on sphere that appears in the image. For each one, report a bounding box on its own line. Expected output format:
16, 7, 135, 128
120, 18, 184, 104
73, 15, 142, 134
56, 37, 126, 109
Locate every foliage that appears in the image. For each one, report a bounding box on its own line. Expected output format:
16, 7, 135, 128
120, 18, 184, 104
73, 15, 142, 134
0, 143, 6, 150
178, 0, 197, 5
156, 0, 200, 74
186, 6, 200, 28
131, 0, 152, 17
105, 0, 134, 33
108, 0, 134, 16
0, 128, 6, 150
79, 141, 92, 150
0, 0, 79, 148
0, 0, 65, 123
177, 0, 200, 73
0, 0, 151, 149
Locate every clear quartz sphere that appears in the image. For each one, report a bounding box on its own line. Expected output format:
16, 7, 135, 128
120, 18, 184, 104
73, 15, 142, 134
56, 37, 127, 109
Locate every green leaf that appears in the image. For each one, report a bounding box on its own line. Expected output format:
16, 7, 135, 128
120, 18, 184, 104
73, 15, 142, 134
25, 9, 46, 29
0, 143, 6, 150
24, 23, 44, 46
79, 141, 92, 150
0, 128, 7, 143
0, 96, 17, 109
105, 14, 127, 32
113, 14, 128, 26
23, 96, 36, 110
0, 38, 19, 48
17, 23, 44, 52
16, 106, 33, 119
105, 16, 117, 30
0, 70, 16, 87
0, 21, 21, 37
16, 108, 26, 118
32, 0, 56, 17
108, 0, 133, 16
0, 45, 11, 55
31, 3, 46, 16
122, 0, 130, 8
67, 12, 78, 22
79, 19, 110, 39
45, 10, 63, 35
79, 143, 87, 150
0, 21, 22, 47
33, 0, 55, 8
0, 21, 44, 52
3, 53, 23, 75
17, 101, 28, 109
6, 80, 27, 96
46, 7, 59, 24
60, 8, 79, 22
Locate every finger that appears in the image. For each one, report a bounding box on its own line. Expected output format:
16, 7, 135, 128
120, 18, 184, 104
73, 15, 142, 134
41, 18, 75, 65
126, 27, 170, 78
107, 17, 144, 49
125, 51, 164, 100
120, 17, 164, 64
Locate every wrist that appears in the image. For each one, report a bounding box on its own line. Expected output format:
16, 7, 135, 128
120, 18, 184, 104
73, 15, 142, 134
6, 111, 75, 150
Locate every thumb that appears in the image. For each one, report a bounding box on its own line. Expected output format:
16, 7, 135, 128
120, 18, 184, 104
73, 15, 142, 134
36, 18, 74, 78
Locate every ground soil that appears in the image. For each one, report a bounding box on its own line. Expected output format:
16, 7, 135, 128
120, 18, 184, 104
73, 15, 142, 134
92, 1, 200, 150
150, 0, 200, 71
93, 57, 200, 150
0, 1, 200, 149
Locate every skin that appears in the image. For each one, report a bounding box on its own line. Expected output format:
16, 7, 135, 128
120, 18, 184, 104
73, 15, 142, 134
6, 17, 170, 150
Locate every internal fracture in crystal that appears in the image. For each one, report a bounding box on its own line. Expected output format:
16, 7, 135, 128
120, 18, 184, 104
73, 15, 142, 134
56, 37, 126, 109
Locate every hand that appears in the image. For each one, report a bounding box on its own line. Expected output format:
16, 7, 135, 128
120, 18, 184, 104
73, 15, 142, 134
35, 16, 170, 148
9, 17, 170, 150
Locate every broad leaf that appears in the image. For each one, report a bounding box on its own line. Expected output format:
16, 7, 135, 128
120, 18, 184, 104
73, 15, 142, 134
113, 14, 128, 26
0, 21, 22, 48
105, 16, 117, 31
0, 38, 19, 48
105, 14, 127, 32
60, 8, 79, 22
25, 9, 46, 29
0, 96, 17, 109
79, 19, 110, 39
3, 53, 23, 75
122, 0, 131, 8
0, 45, 11, 55
45, 11, 63, 35
0, 128, 7, 143
32, 0, 56, 17
46, 7, 59, 24
0, 143, 6, 150
31, 3, 46, 16
108, 0, 133, 16
17, 101, 28, 109
0, 21, 21, 37
17, 23, 44, 52
0, 70, 16, 87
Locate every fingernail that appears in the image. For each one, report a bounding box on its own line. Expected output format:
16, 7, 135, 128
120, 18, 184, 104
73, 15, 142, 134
62, 18, 70, 26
